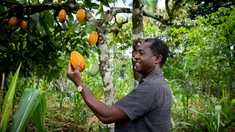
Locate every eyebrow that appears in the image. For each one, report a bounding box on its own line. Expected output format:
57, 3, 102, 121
138, 48, 144, 51
137, 49, 145, 53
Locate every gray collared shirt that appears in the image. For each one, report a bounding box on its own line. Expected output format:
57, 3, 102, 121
114, 70, 172, 132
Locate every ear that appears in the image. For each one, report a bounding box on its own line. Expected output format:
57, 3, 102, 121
155, 55, 162, 64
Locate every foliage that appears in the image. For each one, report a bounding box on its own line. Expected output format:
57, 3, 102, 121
164, 6, 235, 97
0, 64, 21, 132
170, 90, 235, 132
161, 5, 235, 132
0, 0, 119, 81
1, 7, 74, 80
10, 88, 46, 132
192, 0, 235, 18
1, 0, 235, 131
143, 0, 158, 13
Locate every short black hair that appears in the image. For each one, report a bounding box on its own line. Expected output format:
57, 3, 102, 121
145, 38, 169, 67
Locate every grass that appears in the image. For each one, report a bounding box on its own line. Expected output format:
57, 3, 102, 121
24, 92, 101, 132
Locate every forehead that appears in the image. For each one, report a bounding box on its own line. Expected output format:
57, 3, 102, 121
138, 42, 151, 51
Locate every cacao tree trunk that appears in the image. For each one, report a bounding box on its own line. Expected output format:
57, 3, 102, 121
132, 0, 144, 85
97, 33, 115, 132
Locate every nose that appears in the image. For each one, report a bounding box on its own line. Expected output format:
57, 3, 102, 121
132, 57, 136, 61
133, 52, 139, 61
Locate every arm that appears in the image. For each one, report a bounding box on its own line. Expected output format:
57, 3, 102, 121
67, 62, 128, 124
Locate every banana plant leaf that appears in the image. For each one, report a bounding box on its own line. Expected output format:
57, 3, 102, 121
10, 88, 46, 132
0, 64, 21, 132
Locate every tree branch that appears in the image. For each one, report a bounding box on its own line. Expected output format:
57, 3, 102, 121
165, 0, 171, 17
110, 7, 172, 25
170, 0, 183, 20
0, 2, 178, 28
1, 2, 174, 25
105, 20, 128, 33
143, 10, 172, 25
0, 2, 81, 17
171, 0, 182, 13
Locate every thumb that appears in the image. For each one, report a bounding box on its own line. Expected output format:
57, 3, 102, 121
75, 63, 80, 72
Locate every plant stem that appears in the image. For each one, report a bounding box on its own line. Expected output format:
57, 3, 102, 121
0, 73, 5, 114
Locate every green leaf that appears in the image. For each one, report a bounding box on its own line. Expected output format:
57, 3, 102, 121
0, 63, 21, 132
92, 86, 103, 98
215, 105, 221, 131
99, 0, 110, 7
39, 16, 50, 34
32, 92, 46, 132
64, 23, 79, 38
0, 30, 7, 40
30, 13, 40, 29
32, 0, 39, 4
43, 10, 54, 27
67, 12, 74, 23
10, 88, 46, 132
230, 99, 235, 108
0, 45, 7, 51
83, 1, 99, 8
84, 22, 96, 34
0, 6, 6, 14
18, 0, 27, 4
47, 69, 60, 82
42, 0, 50, 4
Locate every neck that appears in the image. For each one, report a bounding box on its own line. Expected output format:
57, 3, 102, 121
143, 66, 161, 78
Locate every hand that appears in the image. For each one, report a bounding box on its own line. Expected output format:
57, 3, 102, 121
67, 62, 83, 86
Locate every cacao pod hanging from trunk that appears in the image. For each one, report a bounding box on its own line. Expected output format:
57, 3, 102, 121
88, 31, 98, 46
90, 64, 100, 76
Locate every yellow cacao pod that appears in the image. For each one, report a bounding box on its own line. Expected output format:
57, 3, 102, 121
58, 9, 66, 23
88, 31, 98, 45
76, 9, 86, 22
70, 51, 86, 72
89, 64, 100, 76
20, 20, 27, 30
8, 16, 18, 26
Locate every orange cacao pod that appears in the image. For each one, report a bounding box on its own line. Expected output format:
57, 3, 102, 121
70, 51, 86, 72
76, 9, 86, 22
8, 16, 18, 26
20, 20, 27, 30
58, 9, 66, 23
88, 31, 98, 45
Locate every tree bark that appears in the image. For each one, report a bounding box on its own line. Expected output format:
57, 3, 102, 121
132, 0, 144, 85
97, 33, 115, 132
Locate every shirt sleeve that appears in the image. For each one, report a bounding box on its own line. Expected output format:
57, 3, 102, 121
114, 83, 161, 121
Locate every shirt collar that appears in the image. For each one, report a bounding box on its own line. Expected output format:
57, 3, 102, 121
141, 70, 163, 83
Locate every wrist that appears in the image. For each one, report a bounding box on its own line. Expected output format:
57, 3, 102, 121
77, 83, 85, 93
75, 81, 83, 87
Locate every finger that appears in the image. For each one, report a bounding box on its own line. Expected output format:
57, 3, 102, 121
75, 63, 80, 72
67, 62, 72, 72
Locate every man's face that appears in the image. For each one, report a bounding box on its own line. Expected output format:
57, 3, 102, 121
134, 42, 157, 76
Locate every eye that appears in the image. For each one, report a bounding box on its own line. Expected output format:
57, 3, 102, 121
139, 51, 144, 55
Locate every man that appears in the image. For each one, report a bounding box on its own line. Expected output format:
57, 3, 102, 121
67, 38, 172, 132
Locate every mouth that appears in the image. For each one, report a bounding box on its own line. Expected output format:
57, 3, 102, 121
135, 62, 140, 68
